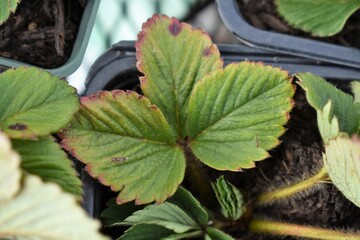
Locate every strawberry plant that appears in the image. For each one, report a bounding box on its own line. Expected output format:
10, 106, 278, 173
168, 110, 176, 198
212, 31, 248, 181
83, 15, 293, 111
60, 14, 295, 206
60, 14, 360, 239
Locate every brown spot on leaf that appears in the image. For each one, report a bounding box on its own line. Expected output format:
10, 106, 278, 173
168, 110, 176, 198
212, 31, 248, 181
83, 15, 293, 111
111, 157, 129, 163
203, 47, 212, 57
168, 19, 182, 36
8, 123, 27, 131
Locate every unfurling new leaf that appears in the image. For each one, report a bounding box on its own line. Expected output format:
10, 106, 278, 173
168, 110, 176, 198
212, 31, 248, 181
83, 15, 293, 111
212, 176, 245, 221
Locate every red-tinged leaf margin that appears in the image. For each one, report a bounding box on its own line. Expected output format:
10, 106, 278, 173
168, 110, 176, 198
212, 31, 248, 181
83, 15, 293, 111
135, 14, 221, 73
60, 90, 185, 204
135, 14, 223, 137
187, 61, 295, 171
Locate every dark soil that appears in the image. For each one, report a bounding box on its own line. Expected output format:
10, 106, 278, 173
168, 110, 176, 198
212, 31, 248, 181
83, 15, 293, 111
237, 0, 360, 49
213, 84, 360, 239
0, 0, 86, 69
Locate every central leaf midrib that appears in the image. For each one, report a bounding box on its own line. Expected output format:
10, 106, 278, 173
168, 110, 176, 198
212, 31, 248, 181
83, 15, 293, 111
71, 127, 177, 147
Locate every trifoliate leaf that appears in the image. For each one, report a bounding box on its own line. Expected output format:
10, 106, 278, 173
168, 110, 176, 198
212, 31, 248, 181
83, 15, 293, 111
101, 198, 145, 227
205, 227, 234, 240
167, 187, 209, 226
275, 0, 360, 37
212, 176, 245, 221
325, 134, 360, 208
0, 67, 79, 139
297, 73, 360, 137
124, 202, 199, 233
61, 90, 185, 204
316, 101, 339, 144
136, 14, 223, 137
0, 132, 20, 202
12, 136, 82, 199
118, 224, 202, 240
187, 62, 294, 170
0, 0, 21, 24
0, 175, 108, 240
351, 81, 360, 103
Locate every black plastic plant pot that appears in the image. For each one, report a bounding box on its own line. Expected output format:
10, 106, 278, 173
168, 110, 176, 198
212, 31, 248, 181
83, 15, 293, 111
0, 0, 100, 78
81, 40, 360, 219
216, 0, 360, 70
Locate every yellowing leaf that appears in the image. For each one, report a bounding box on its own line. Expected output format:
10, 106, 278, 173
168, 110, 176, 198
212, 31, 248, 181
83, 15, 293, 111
0, 132, 20, 202
61, 90, 185, 204
187, 62, 294, 170
325, 134, 360, 208
0, 175, 108, 240
136, 14, 223, 137
276, 0, 360, 37
0, 67, 79, 139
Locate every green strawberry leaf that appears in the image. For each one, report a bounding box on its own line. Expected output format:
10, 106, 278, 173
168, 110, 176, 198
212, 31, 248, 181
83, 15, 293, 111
0, 132, 21, 202
124, 202, 199, 233
297, 73, 360, 137
12, 136, 82, 199
61, 90, 185, 204
212, 176, 245, 221
0, 0, 21, 24
0, 175, 108, 240
118, 224, 175, 240
118, 224, 202, 240
187, 62, 294, 170
205, 227, 234, 240
0, 67, 79, 139
121, 188, 209, 236
136, 14, 223, 137
101, 198, 145, 227
275, 0, 360, 37
167, 187, 209, 226
324, 134, 360, 208
351, 81, 360, 103
316, 101, 340, 144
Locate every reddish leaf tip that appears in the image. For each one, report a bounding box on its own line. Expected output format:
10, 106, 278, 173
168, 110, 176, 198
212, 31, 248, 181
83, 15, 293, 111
112, 90, 126, 97
150, 105, 158, 110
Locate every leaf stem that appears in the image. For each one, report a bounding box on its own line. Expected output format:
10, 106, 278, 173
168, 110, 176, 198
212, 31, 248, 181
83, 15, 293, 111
256, 166, 328, 205
184, 145, 217, 209
249, 219, 360, 240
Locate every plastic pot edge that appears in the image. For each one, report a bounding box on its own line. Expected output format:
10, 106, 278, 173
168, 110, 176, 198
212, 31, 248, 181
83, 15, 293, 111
216, 0, 360, 70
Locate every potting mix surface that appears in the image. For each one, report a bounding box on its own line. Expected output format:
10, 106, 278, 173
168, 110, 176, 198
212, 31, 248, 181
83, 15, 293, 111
0, 0, 86, 68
